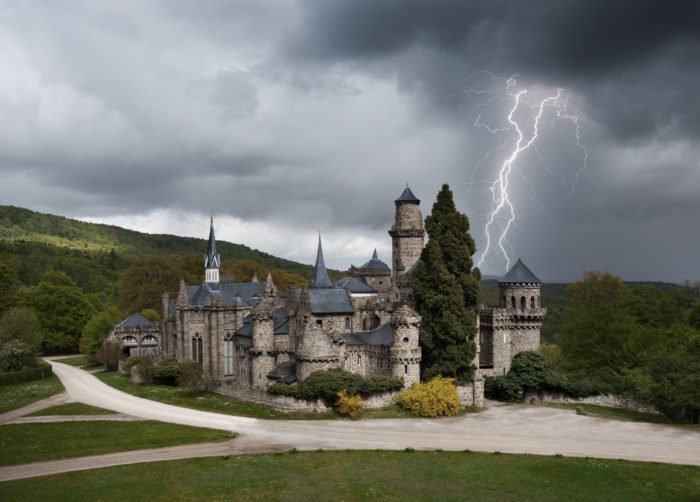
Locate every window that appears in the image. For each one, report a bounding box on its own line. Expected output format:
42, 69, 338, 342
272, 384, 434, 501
511, 296, 516, 309
520, 296, 526, 311
141, 335, 158, 346
316, 319, 323, 327
530, 296, 535, 309
404, 364, 408, 375
345, 318, 351, 331
192, 334, 203, 365
224, 335, 234, 376
502, 295, 506, 308
403, 337, 409, 343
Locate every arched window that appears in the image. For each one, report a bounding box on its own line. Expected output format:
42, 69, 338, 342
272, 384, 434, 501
344, 318, 351, 331
530, 296, 535, 309
192, 334, 203, 365
141, 335, 158, 347
511, 296, 516, 309
502, 295, 507, 308
371, 314, 380, 330
223, 334, 234, 376
520, 296, 526, 311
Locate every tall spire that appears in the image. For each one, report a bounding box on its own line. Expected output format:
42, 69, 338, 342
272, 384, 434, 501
312, 234, 332, 288
204, 216, 221, 284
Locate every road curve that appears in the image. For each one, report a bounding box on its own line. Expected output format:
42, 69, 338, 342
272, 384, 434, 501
12, 362, 700, 472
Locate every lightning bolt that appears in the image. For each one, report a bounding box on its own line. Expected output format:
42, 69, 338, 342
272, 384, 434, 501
459, 74, 592, 272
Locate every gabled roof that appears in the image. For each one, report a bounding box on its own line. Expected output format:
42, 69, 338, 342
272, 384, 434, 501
500, 259, 542, 284
312, 235, 333, 288
343, 323, 393, 346
235, 308, 289, 337
308, 288, 354, 314
204, 216, 221, 269
395, 185, 420, 204
335, 276, 377, 294
186, 282, 264, 307
360, 249, 390, 271
117, 312, 155, 328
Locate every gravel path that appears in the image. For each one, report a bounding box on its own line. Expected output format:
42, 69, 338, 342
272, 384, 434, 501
1, 361, 698, 481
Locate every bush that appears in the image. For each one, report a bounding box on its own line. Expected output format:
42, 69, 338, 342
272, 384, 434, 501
0, 340, 35, 372
125, 355, 155, 384
96, 339, 122, 371
484, 375, 522, 402
268, 368, 403, 403
394, 376, 461, 417
151, 358, 213, 391
336, 390, 364, 419
152, 358, 182, 385
0, 359, 52, 385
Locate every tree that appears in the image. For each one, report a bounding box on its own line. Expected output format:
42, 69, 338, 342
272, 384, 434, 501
0, 264, 20, 314
688, 303, 700, 330
412, 184, 480, 383
0, 307, 42, 354
16, 270, 96, 354
79, 307, 122, 359
140, 308, 160, 323
0, 339, 34, 371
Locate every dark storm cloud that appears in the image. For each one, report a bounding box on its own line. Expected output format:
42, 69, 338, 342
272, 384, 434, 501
285, 0, 700, 140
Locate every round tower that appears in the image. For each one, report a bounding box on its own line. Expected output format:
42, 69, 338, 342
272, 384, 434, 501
388, 185, 425, 302
390, 304, 422, 387
250, 296, 275, 389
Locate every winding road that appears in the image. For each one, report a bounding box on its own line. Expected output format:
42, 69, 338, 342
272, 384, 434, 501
1, 361, 698, 481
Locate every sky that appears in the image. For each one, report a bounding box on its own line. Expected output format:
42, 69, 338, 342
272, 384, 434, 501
1, 0, 699, 283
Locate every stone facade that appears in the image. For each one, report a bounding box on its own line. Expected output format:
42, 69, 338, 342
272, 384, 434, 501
522, 391, 660, 415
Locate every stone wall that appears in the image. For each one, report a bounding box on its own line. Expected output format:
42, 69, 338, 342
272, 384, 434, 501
456, 380, 485, 408
523, 391, 660, 415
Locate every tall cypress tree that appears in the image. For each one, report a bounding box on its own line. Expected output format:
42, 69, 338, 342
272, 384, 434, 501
412, 184, 481, 383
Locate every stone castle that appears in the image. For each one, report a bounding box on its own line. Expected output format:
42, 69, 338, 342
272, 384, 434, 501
110, 186, 545, 404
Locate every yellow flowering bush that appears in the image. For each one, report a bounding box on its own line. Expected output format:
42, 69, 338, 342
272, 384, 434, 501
394, 376, 460, 417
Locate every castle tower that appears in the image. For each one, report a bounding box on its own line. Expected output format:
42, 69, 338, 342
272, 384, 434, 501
204, 217, 221, 284
250, 296, 276, 389
499, 258, 546, 358
388, 186, 425, 302
390, 304, 422, 387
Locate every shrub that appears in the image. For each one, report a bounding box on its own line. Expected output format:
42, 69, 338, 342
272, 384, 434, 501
394, 376, 461, 417
125, 355, 155, 384
0, 359, 52, 385
123, 356, 148, 371
152, 358, 181, 385
336, 390, 364, 419
268, 368, 403, 403
96, 339, 122, 371
0, 340, 35, 372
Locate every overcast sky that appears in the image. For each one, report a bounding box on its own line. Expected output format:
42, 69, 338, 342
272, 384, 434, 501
1, 0, 699, 282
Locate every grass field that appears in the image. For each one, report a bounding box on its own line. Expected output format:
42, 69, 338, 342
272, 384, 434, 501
0, 375, 64, 414
544, 403, 670, 424
0, 421, 232, 466
27, 402, 116, 416
1, 450, 698, 501
95, 371, 436, 420
53, 355, 102, 370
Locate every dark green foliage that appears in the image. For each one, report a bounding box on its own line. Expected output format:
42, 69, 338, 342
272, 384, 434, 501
151, 358, 203, 387
96, 339, 122, 371
412, 184, 480, 384
16, 271, 96, 354
0, 359, 52, 385
0, 264, 20, 314
0, 307, 42, 354
268, 368, 403, 403
688, 303, 700, 330
484, 352, 583, 402
0, 340, 36, 372
79, 307, 122, 359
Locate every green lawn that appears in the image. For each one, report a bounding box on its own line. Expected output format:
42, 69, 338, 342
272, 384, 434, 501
27, 402, 116, 416
1, 450, 698, 501
0, 375, 64, 414
53, 355, 102, 370
544, 403, 672, 424
0, 421, 232, 467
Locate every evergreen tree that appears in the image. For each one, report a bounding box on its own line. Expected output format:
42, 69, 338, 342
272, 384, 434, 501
412, 184, 480, 383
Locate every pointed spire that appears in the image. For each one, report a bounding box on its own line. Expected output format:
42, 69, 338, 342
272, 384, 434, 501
395, 184, 420, 205
264, 273, 277, 297
204, 216, 221, 284
251, 271, 259, 283
372, 248, 379, 260
312, 234, 333, 288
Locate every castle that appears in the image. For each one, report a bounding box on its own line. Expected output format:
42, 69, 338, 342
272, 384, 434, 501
110, 186, 545, 403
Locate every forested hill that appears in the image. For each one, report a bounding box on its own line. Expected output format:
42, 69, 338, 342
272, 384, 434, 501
0, 205, 314, 278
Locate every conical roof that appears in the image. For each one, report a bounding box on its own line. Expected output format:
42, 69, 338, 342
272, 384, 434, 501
312, 235, 333, 288
360, 249, 390, 270
204, 216, 221, 269
500, 259, 541, 284
395, 185, 420, 204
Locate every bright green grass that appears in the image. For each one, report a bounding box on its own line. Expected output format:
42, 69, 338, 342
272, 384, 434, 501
53, 355, 87, 367
0, 421, 232, 467
27, 402, 116, 416
0, 375, 64, 414
1, 450, 699, 501
544, 403, 671, 424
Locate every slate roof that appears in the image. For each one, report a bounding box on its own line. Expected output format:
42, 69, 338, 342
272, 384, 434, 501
343, 323, 393, 346
500, 259, 542, 284
235, 308, 289, 337
308, 288, 354, 314
395, 185, 420, 204
167, 299, 176, 316
335, 276, 377, 294
267, 361, 297, 384
186, 282, 264, 308
117, 312, 155, 328
312, 235, 333, 288
360, 249, 390, 271
204, 217, 221, 269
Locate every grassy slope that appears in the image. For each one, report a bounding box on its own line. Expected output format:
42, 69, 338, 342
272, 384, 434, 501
1, 451, 698, 501
0, 376, 64, 414
0, 421, 232, 467
27, 402, 116, 416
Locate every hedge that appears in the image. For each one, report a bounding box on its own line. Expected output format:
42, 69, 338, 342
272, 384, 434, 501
0, 360, 53, 385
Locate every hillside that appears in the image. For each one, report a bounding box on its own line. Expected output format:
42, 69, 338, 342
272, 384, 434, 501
0, 205, 317, 279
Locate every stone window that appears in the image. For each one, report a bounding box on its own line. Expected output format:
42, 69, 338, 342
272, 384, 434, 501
511, 296, 516, 309
316, 319, 323, 327
403, 337, 409, 343
530, 296, 535, 309
520, 296, 526, 311
192, 334, 203, 365
223, 334, 234, 376
404, 364, 408, 375
502, 295, 506, 308
345, 317, 351, 331
141, 335, 158, 347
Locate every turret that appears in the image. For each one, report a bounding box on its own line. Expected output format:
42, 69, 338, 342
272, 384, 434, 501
250, 296, 275, 389
204, 216, 221, 284
388, 185, 425, 303
390, 304, 422, 387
